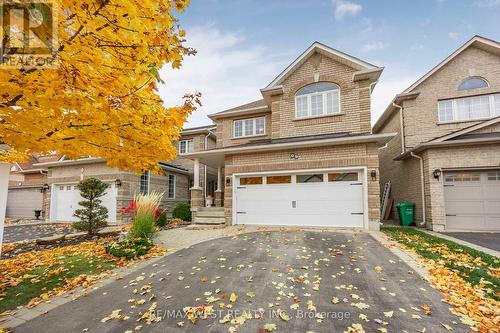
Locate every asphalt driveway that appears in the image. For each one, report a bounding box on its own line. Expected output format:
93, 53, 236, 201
3, 223, 75, 243
15, 231, 466, 332
443, 232, 500, 252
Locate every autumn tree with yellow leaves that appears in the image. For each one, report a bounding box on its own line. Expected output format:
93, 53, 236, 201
0, 0, 199, 172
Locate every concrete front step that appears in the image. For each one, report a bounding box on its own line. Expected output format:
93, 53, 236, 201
193, 216, 226, 225
198, 207, 225, 212
196, 210, 226, 218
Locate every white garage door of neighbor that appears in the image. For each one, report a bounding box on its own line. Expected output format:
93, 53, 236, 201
444, 170, 500, 231
51, 183, 117, 223
234, 171, 364, 228
6, 187, 43, 218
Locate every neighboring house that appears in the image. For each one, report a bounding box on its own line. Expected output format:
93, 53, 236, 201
6, 153, 60, 219
29, 126, 217, 224
184, 42, 395, 230
373, 35, 500, 232
171, 125, 218, 204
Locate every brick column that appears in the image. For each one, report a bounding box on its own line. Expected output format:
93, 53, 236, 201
215, 190, 223, 207
190, 187, 203, 221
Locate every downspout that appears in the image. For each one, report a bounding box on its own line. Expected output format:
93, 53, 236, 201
410, 152, 427, 227
392, 102, 405, 154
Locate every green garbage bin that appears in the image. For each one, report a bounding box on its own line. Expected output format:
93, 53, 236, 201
396, 202, 415, 226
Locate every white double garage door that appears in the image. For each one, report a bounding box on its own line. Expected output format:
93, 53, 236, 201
444, 170, 500, 231
50, 183, 118, 223
233, 168, 367, 228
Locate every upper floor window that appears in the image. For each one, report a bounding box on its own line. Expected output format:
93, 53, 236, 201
140, 171, 150, 194
438, 93, 500, 123
233, 117, 265, 138
295, 82, 340, 119
178, 139, 194, 154
457, 77, 489, 91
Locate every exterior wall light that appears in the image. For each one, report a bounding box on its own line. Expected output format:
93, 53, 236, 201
433, 169, 442, 180
40, 183, 50, 193
115, 179, 122, 187
370, 170, 377, 180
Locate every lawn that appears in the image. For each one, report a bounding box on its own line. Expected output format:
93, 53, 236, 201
383, 227, 500, 332
0, 238, 121, 313
382, 227, 499, 300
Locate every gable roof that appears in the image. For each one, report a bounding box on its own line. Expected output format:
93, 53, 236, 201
265, 41, 380, 89
429, 116, 500, 143
181, 124, 217, 135
404, 35, 500, 94
394, 116, 500, 160
373, 35, 500, 133
208, 99, 269, 120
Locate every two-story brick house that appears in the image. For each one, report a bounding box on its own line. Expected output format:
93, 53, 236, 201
373, 36, 500, 232
184, 42, 395, 230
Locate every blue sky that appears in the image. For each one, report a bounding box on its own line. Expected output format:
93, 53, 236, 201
159, 0, 500, 128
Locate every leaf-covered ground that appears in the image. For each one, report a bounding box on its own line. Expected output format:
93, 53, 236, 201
0, 238, 165, 313
383, 227, 500, 332
14, 231, 468, 333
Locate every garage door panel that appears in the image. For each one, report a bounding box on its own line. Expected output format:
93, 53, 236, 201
6, 188, 43, 218
444, 185, 482, 200
445, 200, 485, 215
485, 216, 500, 230
485, 200, 500, 214
235, 174, 364, 228
484, 185, 500, 197
236, 211, 363, 227
52, 183, 117, 223
444, 171, 500, 231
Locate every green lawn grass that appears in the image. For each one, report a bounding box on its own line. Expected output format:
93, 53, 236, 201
382, 227, 500, 301
0, 254, 116, 313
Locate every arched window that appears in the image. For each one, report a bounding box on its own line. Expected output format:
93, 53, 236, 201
295, 82, 340, 118
457, 77, 489, 91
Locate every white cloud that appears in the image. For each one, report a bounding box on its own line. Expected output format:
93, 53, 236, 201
332, 0, 362, 21
448, 31, 460, 39
474, 0, 500, 7
362, 42, 385, 52
371, 76, 419, 124
158, 24, 286, 127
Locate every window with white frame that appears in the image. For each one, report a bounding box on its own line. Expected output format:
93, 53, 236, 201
178, 140, 194, 154
233, 117, 265, 138
457, 77, 489, 91
438, 93, 500, 123
140, 171, 150, 194
168, 174, 175, 198
295, 82, 340, 119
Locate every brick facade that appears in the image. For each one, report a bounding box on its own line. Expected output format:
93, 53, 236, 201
223, 143, 381, 228
270, 53, 372, 138
375, 40, 500, 230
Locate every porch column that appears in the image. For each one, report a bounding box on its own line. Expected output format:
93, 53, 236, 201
0, 163, 11, 257
190, 158, 203, 216
215, 167, 223, 207
193, 158, 200, 188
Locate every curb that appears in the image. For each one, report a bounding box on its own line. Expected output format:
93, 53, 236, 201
4, 222, 72, 228
421, 230, 500, 258
368, 230, 430, 280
